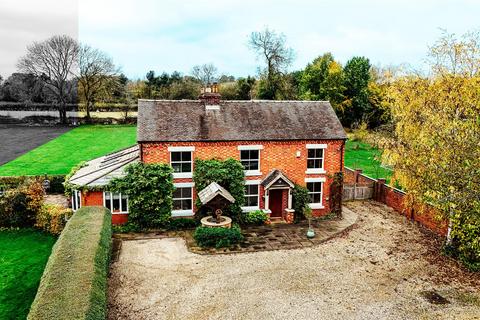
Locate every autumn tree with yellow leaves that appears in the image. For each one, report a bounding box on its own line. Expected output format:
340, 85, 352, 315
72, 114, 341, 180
383, 31, 480, 270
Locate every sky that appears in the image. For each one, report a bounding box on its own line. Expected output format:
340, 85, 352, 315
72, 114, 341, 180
1, 0, 479, 80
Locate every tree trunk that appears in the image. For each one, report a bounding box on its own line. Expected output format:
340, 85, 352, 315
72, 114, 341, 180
85, 100, 92, 123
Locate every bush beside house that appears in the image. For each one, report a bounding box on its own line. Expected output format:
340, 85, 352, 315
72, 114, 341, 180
28, 206, 112, 320
0, 180, 44, 227
193, 158, 245, 222
35, 204, 73, 235
108, 162, 174, 229
194, 225, 244, 248
244, 210, 269, 225
292, 184, 310, 222
0, 175, 65, 194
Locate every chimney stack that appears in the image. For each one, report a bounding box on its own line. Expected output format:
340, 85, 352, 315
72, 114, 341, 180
199, 82, 221, 105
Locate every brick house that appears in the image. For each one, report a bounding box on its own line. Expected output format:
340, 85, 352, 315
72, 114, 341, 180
68, 88, 347, 224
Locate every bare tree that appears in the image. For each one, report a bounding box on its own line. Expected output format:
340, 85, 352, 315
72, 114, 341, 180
192, 63, 218, 87
248, 27, 294, 99
78, 44, 118, 121
428, 29, 480, 77
17, 35, 79, 123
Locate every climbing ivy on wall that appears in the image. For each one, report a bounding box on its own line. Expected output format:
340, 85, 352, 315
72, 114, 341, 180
109, 162, 174, 228
193, 158, 245, 222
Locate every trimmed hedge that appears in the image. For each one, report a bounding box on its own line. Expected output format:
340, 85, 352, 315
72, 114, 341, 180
28, 206, 112, 320
0, 175, 65, 194
194, 225, 244, 248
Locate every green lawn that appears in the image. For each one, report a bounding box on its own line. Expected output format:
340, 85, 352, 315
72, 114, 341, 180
0, 125, 137, 176
344, 140, 393, 181
0, 229, 56, 320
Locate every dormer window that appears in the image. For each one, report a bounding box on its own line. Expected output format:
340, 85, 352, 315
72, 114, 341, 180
238, 145, 263, 176
168, 146, 195, 178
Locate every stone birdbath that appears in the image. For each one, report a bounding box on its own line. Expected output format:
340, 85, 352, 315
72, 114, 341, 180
198, 182, 235, 229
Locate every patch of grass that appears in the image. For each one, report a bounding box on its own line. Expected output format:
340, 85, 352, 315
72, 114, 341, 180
0, 228, 56, 320
0, 125, 136, 176
345, 140, 392, 182
28, 206, 112, 320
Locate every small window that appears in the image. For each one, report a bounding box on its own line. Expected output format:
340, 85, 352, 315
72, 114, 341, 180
104, 192, 128, 213
307, 148, 324, 169
173, 187, 192, 211
244, 184, 259, 207
307, 182, 323, 204
170, 151, 192, 173
240, 150, 259, 171
71, 190, 81, 211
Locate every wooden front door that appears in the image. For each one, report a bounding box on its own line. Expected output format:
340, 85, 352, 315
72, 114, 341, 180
269, 189, 283, 218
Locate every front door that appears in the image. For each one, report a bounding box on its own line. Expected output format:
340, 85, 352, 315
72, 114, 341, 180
269, 189, 283, 218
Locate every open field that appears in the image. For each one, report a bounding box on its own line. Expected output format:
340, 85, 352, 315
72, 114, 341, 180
0, 125, 136, 176
108, 201, 480, 320
0, 229, 56, 319
345, 140, 393, 181
0, 124, 71, 166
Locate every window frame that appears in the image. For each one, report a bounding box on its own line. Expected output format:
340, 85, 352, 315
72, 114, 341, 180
103, 191, 129, 214
305, 177, 325, 209
305, 144, 327, 174
172, 182, 195, 217
242, 180, 261, 212
71, 189, 81, 211
168, 146, 195, 178
238, 145, 263, 176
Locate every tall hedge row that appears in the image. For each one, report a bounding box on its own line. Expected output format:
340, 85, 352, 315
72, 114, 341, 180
28, 206, 112, 320
0, 175, 65, 194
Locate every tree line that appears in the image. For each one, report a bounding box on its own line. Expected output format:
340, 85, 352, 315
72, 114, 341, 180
0, 28, 391, 128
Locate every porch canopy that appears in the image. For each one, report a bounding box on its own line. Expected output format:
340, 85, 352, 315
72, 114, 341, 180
261, 169, 295, 189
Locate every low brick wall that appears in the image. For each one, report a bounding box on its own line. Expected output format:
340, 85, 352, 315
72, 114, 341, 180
344, 167, 448, 236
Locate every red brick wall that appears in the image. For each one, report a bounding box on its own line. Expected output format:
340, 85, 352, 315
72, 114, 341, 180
374, 182, 448, 236
344, 167, 375, 186
141, 139, 345, 216
82, 190, 103, 206
81, 190, 128, 225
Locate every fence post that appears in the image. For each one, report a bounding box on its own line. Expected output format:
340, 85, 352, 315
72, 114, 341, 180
375, 178, 386, 203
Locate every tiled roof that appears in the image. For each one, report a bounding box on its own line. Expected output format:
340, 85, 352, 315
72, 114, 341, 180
197, 182, 236, 205
137, 100, 347, 142
68, 145, 139, 187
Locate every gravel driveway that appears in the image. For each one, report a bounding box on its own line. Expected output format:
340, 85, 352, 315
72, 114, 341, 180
108, 201, 480, 320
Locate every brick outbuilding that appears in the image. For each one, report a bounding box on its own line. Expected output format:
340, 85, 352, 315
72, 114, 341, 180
68, 87, 347, 224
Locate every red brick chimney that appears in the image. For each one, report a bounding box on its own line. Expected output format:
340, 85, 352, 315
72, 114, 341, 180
199, 82, 221, 105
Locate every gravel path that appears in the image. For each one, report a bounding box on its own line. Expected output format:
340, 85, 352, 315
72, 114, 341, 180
108, 201, 480, 320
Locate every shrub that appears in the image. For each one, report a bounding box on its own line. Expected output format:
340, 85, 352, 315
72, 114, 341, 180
244, 210, 268, 225
0, 175, 65, 194
109, 162, 174, 228
168, 218, 198, 230
194, 225, 244, 248
449, 213, 480, 272
292, 184, 310, 222
35, 204, 73, 235
28, 206, 112, 320
193, 158, 245, 222
0, 179, 44, 227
